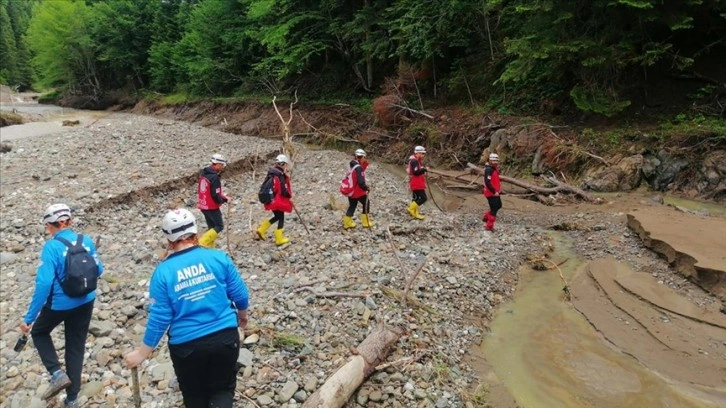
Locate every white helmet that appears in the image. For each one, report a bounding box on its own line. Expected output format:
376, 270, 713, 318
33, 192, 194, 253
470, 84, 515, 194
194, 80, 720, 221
210, 153, 228, 166
276, 154, 289, 164
355, 149, 367, 157
162, 208, 198, 242
414, 146, 427, 154
42, 203, 72, 224
489, 153, 500, 162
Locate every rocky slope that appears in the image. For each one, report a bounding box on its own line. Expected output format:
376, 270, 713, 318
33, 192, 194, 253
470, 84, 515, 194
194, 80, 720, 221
0, 113, 549, 408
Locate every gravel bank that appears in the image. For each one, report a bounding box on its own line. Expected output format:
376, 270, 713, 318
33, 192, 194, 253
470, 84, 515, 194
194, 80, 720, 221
1, 113, 549, 408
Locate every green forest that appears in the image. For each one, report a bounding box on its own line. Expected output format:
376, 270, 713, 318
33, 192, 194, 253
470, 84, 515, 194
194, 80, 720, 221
1, 0, 725, 119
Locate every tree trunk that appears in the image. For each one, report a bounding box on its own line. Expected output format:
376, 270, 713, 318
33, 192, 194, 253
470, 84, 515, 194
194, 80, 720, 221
365, 0, 373, 89
302, 325, 403, 408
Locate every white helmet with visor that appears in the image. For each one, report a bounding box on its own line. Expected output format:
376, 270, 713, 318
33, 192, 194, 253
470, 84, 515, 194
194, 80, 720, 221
42, 203, 72, 224
162, 209, 198, 242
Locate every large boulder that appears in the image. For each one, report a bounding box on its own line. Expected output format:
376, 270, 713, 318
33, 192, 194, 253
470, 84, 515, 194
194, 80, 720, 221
697, 150, 726, 200
651, 150, 690, 191
581, 154, 643, 192
617, 154, 644, 190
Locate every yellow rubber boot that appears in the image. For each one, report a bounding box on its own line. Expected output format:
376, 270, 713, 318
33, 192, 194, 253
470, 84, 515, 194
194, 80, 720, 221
360, 214, 374, 228
199, 229, 218, 248
414, 205, 425, 220
256, 219, 272, 240
343, 216, 357, 229
274, 229, 290, 246
407, 202, 419, 218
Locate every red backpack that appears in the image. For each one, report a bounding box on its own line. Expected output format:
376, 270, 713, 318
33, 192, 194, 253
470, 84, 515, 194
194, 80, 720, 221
339, 164, 360, 197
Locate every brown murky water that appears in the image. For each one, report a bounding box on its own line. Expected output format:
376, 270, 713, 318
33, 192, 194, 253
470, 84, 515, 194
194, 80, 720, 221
480, 233, 721, 408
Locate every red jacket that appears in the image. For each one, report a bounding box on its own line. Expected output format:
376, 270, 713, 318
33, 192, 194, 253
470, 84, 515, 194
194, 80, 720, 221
483, 164, 500, 198
407, 155, 427, 191
350, 160, 369, 199
264, 167, 293, 213
198, 167, 228, 210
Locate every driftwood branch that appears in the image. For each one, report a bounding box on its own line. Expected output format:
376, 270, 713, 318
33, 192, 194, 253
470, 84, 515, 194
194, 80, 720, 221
581, 150, 610, 166
248, 207, 253, 233
390, 103, 434, 119
401, 257, 427, 308
302, 325, 403, 408
380, 286, 436, 313
385, 227, 409, 280
427, 169, 479, 185
296, 112, 358, 143
529, 256, 571, 301
540, 174, 597, 202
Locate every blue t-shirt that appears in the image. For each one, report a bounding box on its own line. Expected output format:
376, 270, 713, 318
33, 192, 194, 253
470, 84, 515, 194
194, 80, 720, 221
143, 246, 249, 347
24, 229, 104, 324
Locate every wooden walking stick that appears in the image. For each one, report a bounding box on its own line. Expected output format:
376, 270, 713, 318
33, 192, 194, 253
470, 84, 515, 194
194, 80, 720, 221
226, 203, 231, 250
131, 366, 141, 408
364, 193, 373, 233
293, 204, 310, 234
424, 173, 445, 213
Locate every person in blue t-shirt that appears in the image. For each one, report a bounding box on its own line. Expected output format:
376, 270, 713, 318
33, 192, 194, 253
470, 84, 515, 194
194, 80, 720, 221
124, 208, 250, 408
20, 203, 104, 407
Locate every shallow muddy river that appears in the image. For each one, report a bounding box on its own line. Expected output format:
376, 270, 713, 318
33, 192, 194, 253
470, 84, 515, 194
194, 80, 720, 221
0, 102, 110, 141
480, 232, 723, 408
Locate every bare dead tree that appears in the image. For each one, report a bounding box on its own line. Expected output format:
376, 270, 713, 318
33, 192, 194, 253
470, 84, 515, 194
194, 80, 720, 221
272, 91, 299, 163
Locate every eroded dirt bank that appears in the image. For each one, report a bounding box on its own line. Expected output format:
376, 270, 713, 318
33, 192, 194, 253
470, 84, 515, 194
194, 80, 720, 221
626, 206, 726, 301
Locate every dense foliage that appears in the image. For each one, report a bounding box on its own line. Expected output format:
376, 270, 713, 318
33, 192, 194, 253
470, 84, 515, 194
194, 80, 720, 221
1, 0, 724, 116
0, 0, 37, 90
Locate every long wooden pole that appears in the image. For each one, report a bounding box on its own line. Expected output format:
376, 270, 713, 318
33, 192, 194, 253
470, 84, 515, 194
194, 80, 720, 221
293, 204, 310, 234
364, 193, 372, 233
226, 204, 231, 250
131, 367, 141, 408
424, 173, 445, 212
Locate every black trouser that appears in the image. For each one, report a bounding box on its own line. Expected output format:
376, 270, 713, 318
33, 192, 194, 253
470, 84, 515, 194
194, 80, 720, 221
202, 209, 225, 233
486, 196, 502, 216
268, 210, 285, 229
169, 328, 240, 408
412, 190, 427, 206
346, 195, 369, 217
31, 300, 94, 400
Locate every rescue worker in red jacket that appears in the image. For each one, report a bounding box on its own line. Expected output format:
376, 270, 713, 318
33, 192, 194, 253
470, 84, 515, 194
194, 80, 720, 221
255, 154, 293, 246
406, 145, 428, 220
343, 149, 373, 229
483, 153, 502, 231
197, 153, 230, 248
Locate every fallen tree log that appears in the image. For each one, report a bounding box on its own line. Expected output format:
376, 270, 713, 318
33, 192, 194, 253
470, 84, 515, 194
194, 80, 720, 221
427, 168, 479, 185
465, 163, 597, 202
302, 325, 403, 408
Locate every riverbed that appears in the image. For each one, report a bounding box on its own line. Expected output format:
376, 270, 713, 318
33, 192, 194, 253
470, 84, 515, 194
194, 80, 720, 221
480, 231, 725, 408
3, 94, 724, 408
